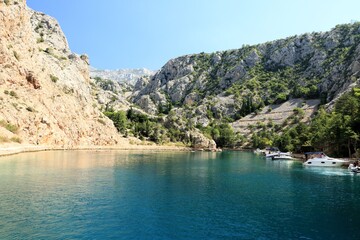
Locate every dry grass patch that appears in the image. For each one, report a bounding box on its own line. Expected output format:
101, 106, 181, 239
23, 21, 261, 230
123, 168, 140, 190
0, 120, 19, 133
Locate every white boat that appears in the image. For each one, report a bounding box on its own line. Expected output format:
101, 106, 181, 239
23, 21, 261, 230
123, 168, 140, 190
264, 147, 280, 158
348, 163, 360, 173
303, 152, 349, 167
272, 152, 294, 160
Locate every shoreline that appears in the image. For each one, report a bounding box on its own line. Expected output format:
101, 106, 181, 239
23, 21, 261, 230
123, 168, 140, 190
0, 143, 192, 158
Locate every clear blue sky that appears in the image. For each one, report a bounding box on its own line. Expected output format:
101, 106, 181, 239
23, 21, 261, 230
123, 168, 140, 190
27, 0, 360, 70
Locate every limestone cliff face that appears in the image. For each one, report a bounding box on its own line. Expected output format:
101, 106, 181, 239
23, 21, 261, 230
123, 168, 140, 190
90, 67, 155, 86
131, 23, 360, 128
0, 0, 123, 147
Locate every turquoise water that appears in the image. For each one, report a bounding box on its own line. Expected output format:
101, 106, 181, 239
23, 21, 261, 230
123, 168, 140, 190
0, 150, 360, 239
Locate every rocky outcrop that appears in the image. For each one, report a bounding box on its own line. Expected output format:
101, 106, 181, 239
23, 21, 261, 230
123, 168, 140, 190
0, 0, 125, 147
131, 23, 360, 131
90, 76, 131, 112
189, 131, 216, 150
26, 71, 41, 89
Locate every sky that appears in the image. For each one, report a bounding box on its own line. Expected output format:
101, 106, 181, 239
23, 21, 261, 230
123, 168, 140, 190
27, 0, 360, 70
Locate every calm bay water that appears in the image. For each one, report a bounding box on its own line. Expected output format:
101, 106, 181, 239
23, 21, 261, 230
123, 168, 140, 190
0, 150, 360, 239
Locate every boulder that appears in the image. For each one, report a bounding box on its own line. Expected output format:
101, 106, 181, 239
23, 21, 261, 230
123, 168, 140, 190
189, 131, 216, 150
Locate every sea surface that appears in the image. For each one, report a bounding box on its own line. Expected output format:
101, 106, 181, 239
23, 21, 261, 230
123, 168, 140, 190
0, 150, 360, 239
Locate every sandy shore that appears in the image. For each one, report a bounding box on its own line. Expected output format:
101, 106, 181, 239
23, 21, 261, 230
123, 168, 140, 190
0, 143, 191, 157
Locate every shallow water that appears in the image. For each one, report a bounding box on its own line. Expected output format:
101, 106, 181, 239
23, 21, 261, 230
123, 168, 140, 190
0, 150, 359, 239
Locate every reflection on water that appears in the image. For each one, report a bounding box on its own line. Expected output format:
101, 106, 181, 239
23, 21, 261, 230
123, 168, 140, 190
0, 150, 221, 170
303, 166, 354, 176
265, 159, 299, 169
1, 150, 360, 239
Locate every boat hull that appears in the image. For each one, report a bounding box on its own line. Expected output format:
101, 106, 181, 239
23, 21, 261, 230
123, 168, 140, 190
265, 153, 279, 158
303, 158, 347, 167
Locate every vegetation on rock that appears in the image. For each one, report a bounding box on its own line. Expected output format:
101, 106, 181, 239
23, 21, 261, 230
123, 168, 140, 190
125, 22, 360, 154
251, 88, 360, 157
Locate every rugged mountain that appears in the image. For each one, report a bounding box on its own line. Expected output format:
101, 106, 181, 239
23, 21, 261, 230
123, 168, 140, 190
3, 0, 359, 151
90, 67, 155, 86
131, 23, 360, 130
89, 68, 156, 114
90, 76, 132, 112
0, 0, 125, 148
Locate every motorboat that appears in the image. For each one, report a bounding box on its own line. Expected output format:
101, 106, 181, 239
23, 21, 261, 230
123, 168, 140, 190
303, 152, 349, 167
348, 163, 360, 173
264, 147, 280, 158
349, 167, 360, 173
272, 152, 294, 160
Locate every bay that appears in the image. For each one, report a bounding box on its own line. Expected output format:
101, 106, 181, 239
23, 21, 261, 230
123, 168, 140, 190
0, 150, 359, 239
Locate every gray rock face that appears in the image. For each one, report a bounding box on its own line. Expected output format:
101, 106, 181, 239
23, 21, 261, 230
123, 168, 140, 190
189, 130, 216, 150
30, 10, 70, 53
90, 67, 155, 86
90, 77, 131, 111
211, 95, 237, 119
136, 95, 158, 115
131, 22, 360, 122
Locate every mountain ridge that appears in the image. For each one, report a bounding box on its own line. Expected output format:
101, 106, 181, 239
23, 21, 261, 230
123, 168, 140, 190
2, 0, 360, 153
131, 22, 360, 120
90, 67, 155, 86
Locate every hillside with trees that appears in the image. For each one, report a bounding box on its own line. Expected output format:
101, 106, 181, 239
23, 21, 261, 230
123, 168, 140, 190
119, 23, 360, 155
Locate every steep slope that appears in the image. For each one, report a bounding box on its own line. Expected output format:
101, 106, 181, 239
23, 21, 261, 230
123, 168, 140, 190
131, 23, 360, 128
0, 0, 123, 148
89, 68, 155, 112
231, 98, 320, 136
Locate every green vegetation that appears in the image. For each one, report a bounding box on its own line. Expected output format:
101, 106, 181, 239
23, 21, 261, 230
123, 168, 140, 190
50, 74, 59, 83
44, 47, 53, 54
90, 24, 360, 153
104, 107, 240, 147
0, 136, 22, 143
197, 122, 244, 148
97, 119, 106, 125
9, 90, 17, 98
43, 48, 67, 61
4, 90, 18, 98
93, 77, 117, 92
0, 120, 19, 133
13, 51, 19, 61
35, 23, 43, 32
26, 106, 34, 112
105, 108, 168, 144
251, 88, 360, 157
173, 23, 360, 122
10, 136, 22, 143
37, 37, 44, 43
62, 86, 74, 94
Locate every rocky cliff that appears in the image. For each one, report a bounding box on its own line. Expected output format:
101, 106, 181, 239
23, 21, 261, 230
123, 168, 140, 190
3, 0, 359, 151
0, 0, 124, 148
90, 67, 155, 86
131, 23, 360, 128
89, 68, 156, 113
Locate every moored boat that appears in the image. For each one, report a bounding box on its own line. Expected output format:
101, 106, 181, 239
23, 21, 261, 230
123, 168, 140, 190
272, 152, 294, 160
303, 152, 348, 167
264, 147, 280, 158
348, 162, 360, 173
